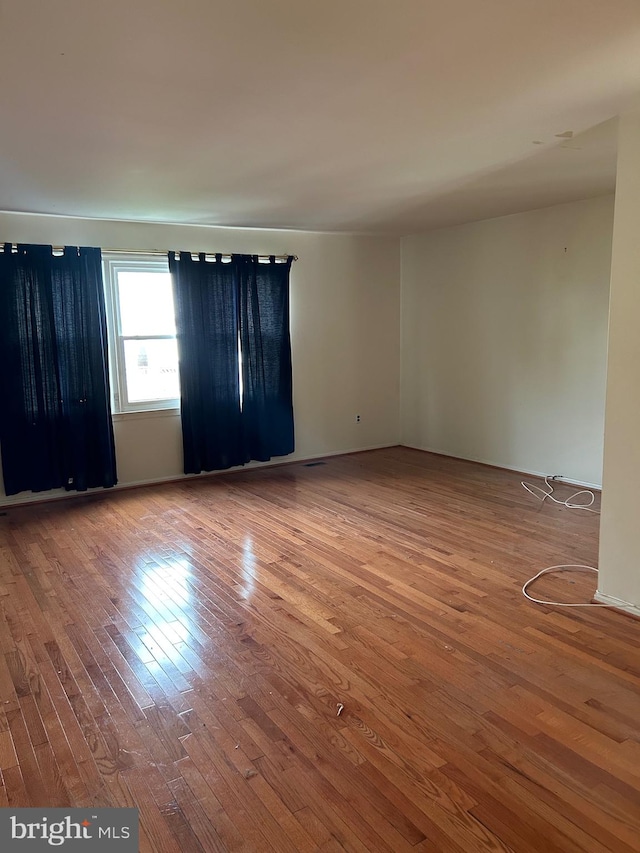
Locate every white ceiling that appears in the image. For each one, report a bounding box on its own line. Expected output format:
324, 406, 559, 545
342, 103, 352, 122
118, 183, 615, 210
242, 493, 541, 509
1, 0, 639, 234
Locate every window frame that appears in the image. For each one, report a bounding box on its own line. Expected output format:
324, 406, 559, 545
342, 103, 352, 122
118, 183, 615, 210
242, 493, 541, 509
102, 254, 180, 414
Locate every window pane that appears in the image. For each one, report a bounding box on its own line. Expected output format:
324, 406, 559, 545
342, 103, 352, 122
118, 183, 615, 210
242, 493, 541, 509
123, 338, 180, 403
117, 271, 176, 336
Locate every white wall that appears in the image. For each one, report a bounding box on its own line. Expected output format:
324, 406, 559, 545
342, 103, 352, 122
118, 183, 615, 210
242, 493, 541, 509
401, 195, 614, 486
0, 214, 401, 504
597, 109, 640, 610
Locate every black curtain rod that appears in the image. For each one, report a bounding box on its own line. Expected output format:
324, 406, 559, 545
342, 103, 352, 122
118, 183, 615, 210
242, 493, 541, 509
0, 244, 298, 261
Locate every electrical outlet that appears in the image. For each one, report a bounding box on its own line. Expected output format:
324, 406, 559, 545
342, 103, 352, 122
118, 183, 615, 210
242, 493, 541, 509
356, 414, 361, 422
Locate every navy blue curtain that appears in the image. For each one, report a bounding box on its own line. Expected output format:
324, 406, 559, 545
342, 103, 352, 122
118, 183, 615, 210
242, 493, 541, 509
238, 255, 294, 460
0, 244, 117, 496
168, 252, 244, 474
168, 252, 294, 475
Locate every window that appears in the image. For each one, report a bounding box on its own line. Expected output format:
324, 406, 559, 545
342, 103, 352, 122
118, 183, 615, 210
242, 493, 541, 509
103, 256, 180, 412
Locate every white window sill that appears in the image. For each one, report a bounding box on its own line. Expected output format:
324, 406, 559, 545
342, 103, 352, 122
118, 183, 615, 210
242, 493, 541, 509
112, 407, 180, 422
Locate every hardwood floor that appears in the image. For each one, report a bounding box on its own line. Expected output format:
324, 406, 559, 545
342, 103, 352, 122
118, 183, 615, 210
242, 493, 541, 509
0, 447, 638, 852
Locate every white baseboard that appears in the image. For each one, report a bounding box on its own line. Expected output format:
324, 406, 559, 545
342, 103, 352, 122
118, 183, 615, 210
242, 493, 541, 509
0, 442, 398, 509
105, 442, 397, 492
0, 442, 602, 509
593, 590, 640, 618
401, 443, 602, 491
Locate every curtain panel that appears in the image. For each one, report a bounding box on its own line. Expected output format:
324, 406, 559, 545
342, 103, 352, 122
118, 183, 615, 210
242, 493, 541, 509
238, 255, 294, 461
168, 252, 294, 475
0, 244, 117, 495
168, 252, 244, 474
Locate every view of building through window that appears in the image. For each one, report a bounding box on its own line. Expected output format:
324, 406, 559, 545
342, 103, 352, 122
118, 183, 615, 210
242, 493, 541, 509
116, 270, 179, 404
103, 257, 180, 412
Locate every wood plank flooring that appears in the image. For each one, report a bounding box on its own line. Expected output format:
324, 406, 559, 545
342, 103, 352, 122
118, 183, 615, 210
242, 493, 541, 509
0, 447, 638, 852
